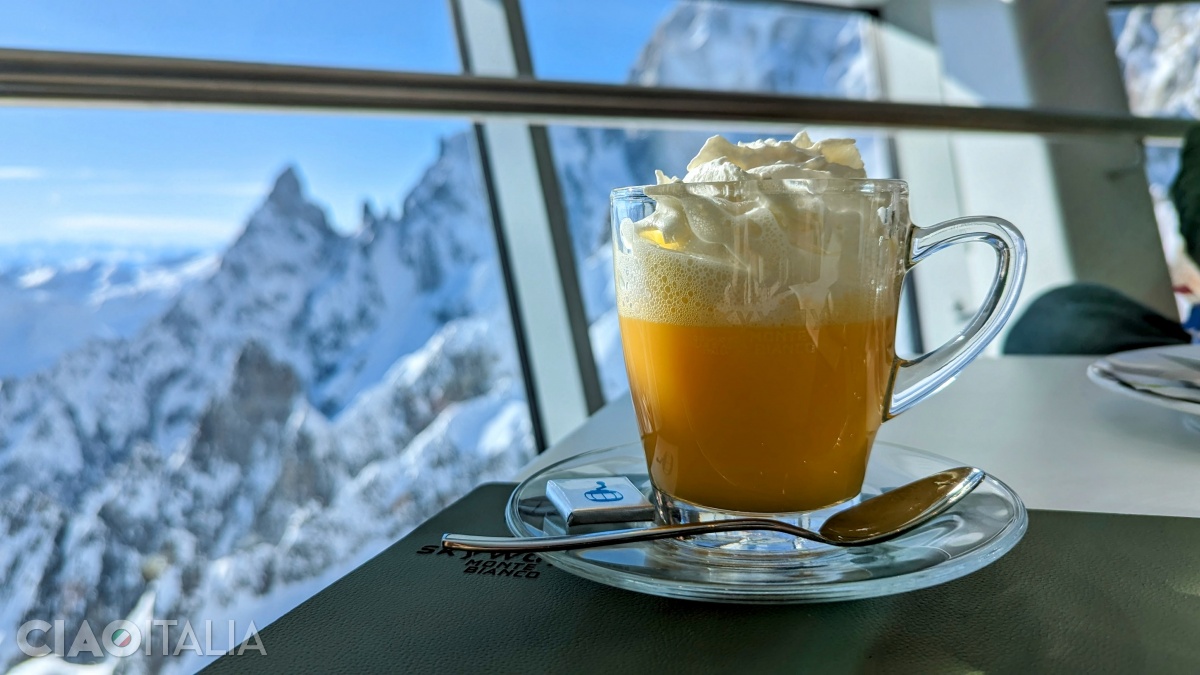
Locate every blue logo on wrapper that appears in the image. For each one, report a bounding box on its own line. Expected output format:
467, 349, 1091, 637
583, 480, 623, 502
545, 476, 653, 525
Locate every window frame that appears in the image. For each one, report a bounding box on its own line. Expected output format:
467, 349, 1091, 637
0, 0, 1188, 448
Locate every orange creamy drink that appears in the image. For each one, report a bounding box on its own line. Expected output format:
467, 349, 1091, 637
620, 315, 897, 513
613, 132, 907, 513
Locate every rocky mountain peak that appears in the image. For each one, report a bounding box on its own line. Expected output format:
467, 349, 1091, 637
268, 165, 304, 206
237, 166, 335, 246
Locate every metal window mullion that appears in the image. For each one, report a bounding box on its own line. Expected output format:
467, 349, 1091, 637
501, 0, 604, 413
449, 0, 550, 450
451, 0, 593, 447
526, 124, 605, 413
468, 122, 550, 451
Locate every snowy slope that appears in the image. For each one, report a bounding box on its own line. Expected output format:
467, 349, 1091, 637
0, 255, 216, 378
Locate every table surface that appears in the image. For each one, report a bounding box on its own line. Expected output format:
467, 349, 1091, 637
517, 355, 1200, 519
205, 355, 1200, 672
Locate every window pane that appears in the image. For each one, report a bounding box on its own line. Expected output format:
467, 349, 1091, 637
523, 0, 880, 99
1112, 5, 1197, 316
0, 109, 532, 671
0, 0, 459, 72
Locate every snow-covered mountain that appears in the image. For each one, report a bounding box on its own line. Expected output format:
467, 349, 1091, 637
1113, 5, 1194, 196
1115, 5, 1200, 119
0, 2, 881, 672
630, 1, 876, 98
0, 135, 533, 672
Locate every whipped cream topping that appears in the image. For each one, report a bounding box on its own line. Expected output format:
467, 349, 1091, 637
616, 132, 902, 328
654, 131, 866, 185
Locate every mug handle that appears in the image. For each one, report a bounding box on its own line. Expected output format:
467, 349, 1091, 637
887, 216, 1027, 418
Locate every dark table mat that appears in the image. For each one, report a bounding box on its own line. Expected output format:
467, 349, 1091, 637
204, 483, 1200, 674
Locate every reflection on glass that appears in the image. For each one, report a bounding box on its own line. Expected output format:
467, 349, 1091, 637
0, 0, 460, 72
0, 110, 532, 672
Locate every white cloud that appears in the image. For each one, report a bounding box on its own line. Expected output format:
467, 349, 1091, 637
75, 181, 266, 198
50, 214, 240, 246
0, 166, 46, 180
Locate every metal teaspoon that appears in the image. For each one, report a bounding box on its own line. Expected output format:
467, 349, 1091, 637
441, 467, 985, 553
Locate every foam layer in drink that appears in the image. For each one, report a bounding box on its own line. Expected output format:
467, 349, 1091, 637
616, 133, 905, 327
619, 180, 902, 326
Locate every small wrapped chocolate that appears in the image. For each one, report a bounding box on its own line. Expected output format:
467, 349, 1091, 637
545, 477, 655, 526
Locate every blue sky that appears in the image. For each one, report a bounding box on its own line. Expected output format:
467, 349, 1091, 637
0, 0, 671, 255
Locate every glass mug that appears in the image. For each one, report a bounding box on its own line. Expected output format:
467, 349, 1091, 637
611, 179, 1026, 516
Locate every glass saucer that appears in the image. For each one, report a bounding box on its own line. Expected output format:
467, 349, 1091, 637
506, 441, 1027, 604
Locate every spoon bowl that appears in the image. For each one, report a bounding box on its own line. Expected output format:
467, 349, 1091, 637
442, 467, 985, 553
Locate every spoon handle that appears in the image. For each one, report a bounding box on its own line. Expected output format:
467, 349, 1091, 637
442, 518, 825, 553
